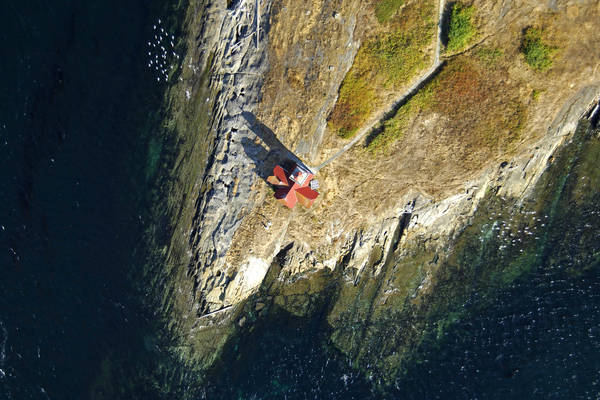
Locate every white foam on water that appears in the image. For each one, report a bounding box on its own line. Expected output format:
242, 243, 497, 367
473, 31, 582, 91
0, 320, 7, 374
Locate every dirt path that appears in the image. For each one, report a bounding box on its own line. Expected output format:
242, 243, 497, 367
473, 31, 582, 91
313, 0, 446, 173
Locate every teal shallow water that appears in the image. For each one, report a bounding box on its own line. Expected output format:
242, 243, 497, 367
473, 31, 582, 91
0, 1, 195, 398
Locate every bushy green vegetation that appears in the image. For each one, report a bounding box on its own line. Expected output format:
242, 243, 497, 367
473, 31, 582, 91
446, 3, 476, 53
374, 0, 404, 23
329, 1, 436, 138
370, 30, 434, 88
520, 27, 555, 71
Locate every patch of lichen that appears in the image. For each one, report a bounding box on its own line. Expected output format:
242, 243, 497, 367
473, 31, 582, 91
328, 0, 436, 138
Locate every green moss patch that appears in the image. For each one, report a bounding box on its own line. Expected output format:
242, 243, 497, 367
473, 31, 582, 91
520, 27, 556, 71
446, 3, 477, 53
475, 46, 503, 67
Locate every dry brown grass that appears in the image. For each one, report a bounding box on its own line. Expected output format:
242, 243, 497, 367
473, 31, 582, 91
328, 0, 437, 138
368, 54, 526, 155
432, 58, 525, 149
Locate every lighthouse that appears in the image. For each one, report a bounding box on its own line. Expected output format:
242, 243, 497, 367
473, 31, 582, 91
267, 163, 319, 209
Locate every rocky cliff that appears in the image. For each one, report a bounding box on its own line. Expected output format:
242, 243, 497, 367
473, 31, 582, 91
155, 0, 600, 387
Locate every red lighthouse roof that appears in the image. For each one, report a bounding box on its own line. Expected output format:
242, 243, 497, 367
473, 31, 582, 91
267, 163, 319, 209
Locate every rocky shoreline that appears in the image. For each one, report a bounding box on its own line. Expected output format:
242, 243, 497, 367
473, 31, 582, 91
150, 0, 600, 391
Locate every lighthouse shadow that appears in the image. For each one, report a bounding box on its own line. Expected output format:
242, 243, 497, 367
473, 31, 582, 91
240, 111, 302, 183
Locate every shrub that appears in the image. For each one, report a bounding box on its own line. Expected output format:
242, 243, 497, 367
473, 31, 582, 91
446, 3, 476, 53
520, 27, 555, 71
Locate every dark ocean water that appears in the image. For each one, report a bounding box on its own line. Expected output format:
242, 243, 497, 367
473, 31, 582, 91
399, 265, 600, 399
0, 1, 185, 399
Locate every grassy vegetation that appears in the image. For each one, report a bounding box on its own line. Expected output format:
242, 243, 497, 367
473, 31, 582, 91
328, 1, 436, 138
446, 3, 476, 53
531, 88, 543, 101
329, 63, 377, 138
367, 57, 526, 153
367, 85, 435, 153
520, 27, 555, 71
374, 0, 404, 23
475, 46, 503, 67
